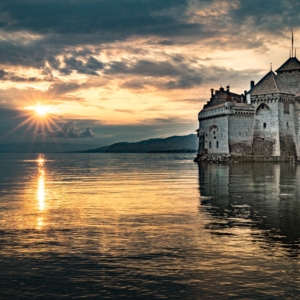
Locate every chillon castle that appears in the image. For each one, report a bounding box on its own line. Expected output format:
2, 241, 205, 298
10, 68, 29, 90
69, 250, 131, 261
196, 50, 300, 161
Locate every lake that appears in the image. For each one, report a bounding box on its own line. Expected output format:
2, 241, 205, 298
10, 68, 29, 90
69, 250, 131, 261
0, 153, 299, 299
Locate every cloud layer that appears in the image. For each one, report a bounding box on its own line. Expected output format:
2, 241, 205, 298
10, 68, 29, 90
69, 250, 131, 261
0, 0, 299, 144
48, 120, 95, 139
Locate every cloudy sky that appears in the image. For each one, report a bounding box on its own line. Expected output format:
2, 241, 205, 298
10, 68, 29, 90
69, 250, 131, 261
0, 0, 299, 148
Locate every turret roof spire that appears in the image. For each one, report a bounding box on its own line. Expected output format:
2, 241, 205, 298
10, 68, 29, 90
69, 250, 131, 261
251, 71, 292, 95
276, 56, 300, 72
292, 29, 294, 57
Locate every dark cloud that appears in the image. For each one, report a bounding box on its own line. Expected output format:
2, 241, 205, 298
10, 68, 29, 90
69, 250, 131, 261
0, 69, 7, 78
163, 75, 202, 89
0, 0, 297, 72
0, 68, 44, 82
62, 56, 101, 75
229, 0, 300, 31
119, 80, 146, 90
106, 58, 203, 89
45, 80, 108, 100
47, 82, 81, 96
0, 0, 192, 36
107, 59, 187, 77
85, 56, 105, 70
157, 40, 175, 46
109, 58, 262, 90
46, 120, 95, 138
0, 0, 205, 72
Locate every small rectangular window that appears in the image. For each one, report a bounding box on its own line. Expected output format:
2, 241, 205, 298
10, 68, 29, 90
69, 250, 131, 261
284, 102, 290, 114
209, 141, 211, 149
287, 122, 289, 128
263, 123, 266, 128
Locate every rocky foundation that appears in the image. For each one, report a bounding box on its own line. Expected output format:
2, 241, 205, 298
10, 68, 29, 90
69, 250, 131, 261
193, 154, 296, 163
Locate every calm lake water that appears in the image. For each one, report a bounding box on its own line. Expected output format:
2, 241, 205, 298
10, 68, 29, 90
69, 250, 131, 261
0, 153, 299, 299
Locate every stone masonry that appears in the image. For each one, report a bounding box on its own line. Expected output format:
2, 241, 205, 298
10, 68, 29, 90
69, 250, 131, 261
196, 53, 300, 161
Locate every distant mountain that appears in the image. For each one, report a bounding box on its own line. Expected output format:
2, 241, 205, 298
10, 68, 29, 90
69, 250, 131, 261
79, 134, 198, 153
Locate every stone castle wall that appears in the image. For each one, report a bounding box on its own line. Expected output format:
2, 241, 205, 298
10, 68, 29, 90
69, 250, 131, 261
294, 100, 300, 156
251, 97, 280, 156
278, 98, 298, 156
277, 70, 300, 94
197, 57, 300, 160
198, 115, 229, 155
198, 96, 300, 159
228, 113, 254, 155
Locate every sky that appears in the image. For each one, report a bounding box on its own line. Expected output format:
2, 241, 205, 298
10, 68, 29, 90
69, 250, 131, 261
0, 0, 299, 148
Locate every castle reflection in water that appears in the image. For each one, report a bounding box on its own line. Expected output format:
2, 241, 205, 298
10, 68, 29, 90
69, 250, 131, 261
198, 163, 300, 258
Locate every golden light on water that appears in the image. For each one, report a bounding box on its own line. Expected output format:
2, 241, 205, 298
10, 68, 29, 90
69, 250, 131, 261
38, 172, 45, 211
37, 157, 45, 211
37, 157, 45, 164
37, 217, 44, 229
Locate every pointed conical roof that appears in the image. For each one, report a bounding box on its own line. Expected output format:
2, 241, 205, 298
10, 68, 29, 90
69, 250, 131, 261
276, 57, 300, 72
251, 71, 292, 95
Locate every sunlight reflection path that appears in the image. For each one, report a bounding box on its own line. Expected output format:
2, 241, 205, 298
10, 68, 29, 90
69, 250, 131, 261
37, 156, 45, 228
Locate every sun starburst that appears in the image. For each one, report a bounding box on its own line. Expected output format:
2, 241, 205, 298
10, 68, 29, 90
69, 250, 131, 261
28, 104, 55, 117
3, 103, 63, 145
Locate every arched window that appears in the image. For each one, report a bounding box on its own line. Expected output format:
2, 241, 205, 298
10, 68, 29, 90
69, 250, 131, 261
216, 141, 219, 148
256, 103, 270, 115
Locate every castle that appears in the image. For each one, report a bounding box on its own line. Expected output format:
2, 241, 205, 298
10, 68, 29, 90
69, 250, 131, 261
196, 48, 300, 161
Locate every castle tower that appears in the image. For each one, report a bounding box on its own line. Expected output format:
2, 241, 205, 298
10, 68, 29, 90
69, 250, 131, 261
250, 71, 297, 157
276, 57, 300, 94
196, 33, 300, 161
276, 32, 300, 94
197, 87, 254, 157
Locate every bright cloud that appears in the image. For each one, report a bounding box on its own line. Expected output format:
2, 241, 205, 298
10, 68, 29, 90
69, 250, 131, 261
0, 0, 299, 144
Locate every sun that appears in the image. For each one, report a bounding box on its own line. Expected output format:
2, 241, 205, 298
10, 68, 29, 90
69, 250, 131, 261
35, 105, 47, 116
24, 103, 57, 119
5, 103, 61, 142
34, 104, 49, 117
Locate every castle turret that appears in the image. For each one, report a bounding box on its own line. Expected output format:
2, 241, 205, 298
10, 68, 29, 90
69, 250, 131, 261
276, 57, 300, 94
